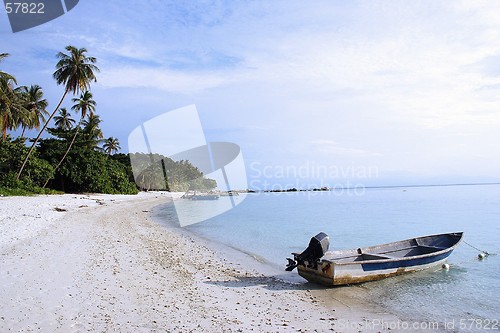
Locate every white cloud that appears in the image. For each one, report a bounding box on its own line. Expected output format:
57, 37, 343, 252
308, 140, 383, 158
98, 67, 237, 94
309, 140, 337, 146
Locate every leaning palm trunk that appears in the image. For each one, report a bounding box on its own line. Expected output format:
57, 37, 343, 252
2, 114, 7, 139
42, 116, 83, 188
17, 88, 69, 180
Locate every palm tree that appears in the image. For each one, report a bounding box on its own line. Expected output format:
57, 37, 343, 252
43, 91, 96, 187
0, 53, 17, 139
18, 45, 99, 179
0, 53, 15, 82
0, 53, 34, 140
0, 80, 28, 140
82, 113, 103, 148
54, 108, 75, 130
18, 85, 49, 137
102, 137, 121, 158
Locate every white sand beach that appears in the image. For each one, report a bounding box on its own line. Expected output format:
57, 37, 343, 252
0, 193, 401, 332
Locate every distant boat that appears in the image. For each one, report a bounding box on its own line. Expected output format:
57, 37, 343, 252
191, 194, 220, 200
219, 190, 239, 196
181, 191, 220, 200
286, 232, 463, 286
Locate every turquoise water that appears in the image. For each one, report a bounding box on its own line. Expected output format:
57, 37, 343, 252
159, 185, 500, 327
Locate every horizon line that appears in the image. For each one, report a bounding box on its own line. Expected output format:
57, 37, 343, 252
248, 182, 500, 192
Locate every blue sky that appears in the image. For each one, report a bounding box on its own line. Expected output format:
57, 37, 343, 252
2, 1, 500, 188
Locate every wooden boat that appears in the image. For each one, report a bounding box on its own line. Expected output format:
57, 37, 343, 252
219, 190, 239, 196
181, 191, 220, 200
286, 232, 463, 286
190, 194, 220, 200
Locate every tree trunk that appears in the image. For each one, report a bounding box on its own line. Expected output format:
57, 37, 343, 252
17, 88, 69, 180
42, 116, 83, 188
2, 114, 7, 140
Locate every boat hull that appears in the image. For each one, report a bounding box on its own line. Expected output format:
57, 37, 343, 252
294, 232, 463, 286
190, 195, 220, 200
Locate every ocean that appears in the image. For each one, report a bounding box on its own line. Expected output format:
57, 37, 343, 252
158, 184, 500, 329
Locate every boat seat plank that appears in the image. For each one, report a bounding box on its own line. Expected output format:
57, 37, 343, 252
418, 245, 446, 251
359, 252, 394, 260
415, 239, 446, 249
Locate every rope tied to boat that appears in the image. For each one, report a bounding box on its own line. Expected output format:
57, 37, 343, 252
463, 240, 496, 259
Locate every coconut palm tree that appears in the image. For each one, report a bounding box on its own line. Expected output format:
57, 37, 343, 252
1, 54, 19, 138
82, 113, 103, 149
54, 108, 75, 130
18, 45, 99, 179
102, 137, 121, 158
43, 91, 96, 187
1, 79, 15, 137
0, 53, 15, 82
18, 85, 49, 137
0, 80, 28, 140
1, 53, 21, 139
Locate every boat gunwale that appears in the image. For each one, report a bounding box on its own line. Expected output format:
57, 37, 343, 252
320, 232, 463, 266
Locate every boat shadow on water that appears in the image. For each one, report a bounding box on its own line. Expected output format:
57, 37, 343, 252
356, 263, 468, 291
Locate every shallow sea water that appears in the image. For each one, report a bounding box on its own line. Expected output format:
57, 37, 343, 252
159, 185, 500, 330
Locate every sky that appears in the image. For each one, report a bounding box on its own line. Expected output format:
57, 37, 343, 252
1, 0, 500, 188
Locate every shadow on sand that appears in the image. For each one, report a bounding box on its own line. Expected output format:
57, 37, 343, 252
203, 274, 349, 292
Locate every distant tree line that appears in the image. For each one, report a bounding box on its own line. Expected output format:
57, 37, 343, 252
0, 47, 216, 195
130, 153, 217, 192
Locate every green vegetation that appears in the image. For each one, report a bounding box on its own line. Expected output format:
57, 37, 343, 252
130, 153, 217, 192
17, 46, 99, 180
0, 137, 59, 195
0, 47, 216, 196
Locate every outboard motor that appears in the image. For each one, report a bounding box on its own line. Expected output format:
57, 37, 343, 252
286, 232, 329, 271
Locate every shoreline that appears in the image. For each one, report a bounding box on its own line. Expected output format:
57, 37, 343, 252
1, 192, 408, 332
151, 198, 418, 326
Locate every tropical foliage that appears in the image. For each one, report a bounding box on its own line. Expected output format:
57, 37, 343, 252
0, 136, 55, 195
44, 90, 97, 187
37, 137, 137, 194
17, 46, 99, 180
54, 108, 75, 130
103, 137, 120, 158
130, 153, 217, 192
0, 47, 216, 196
